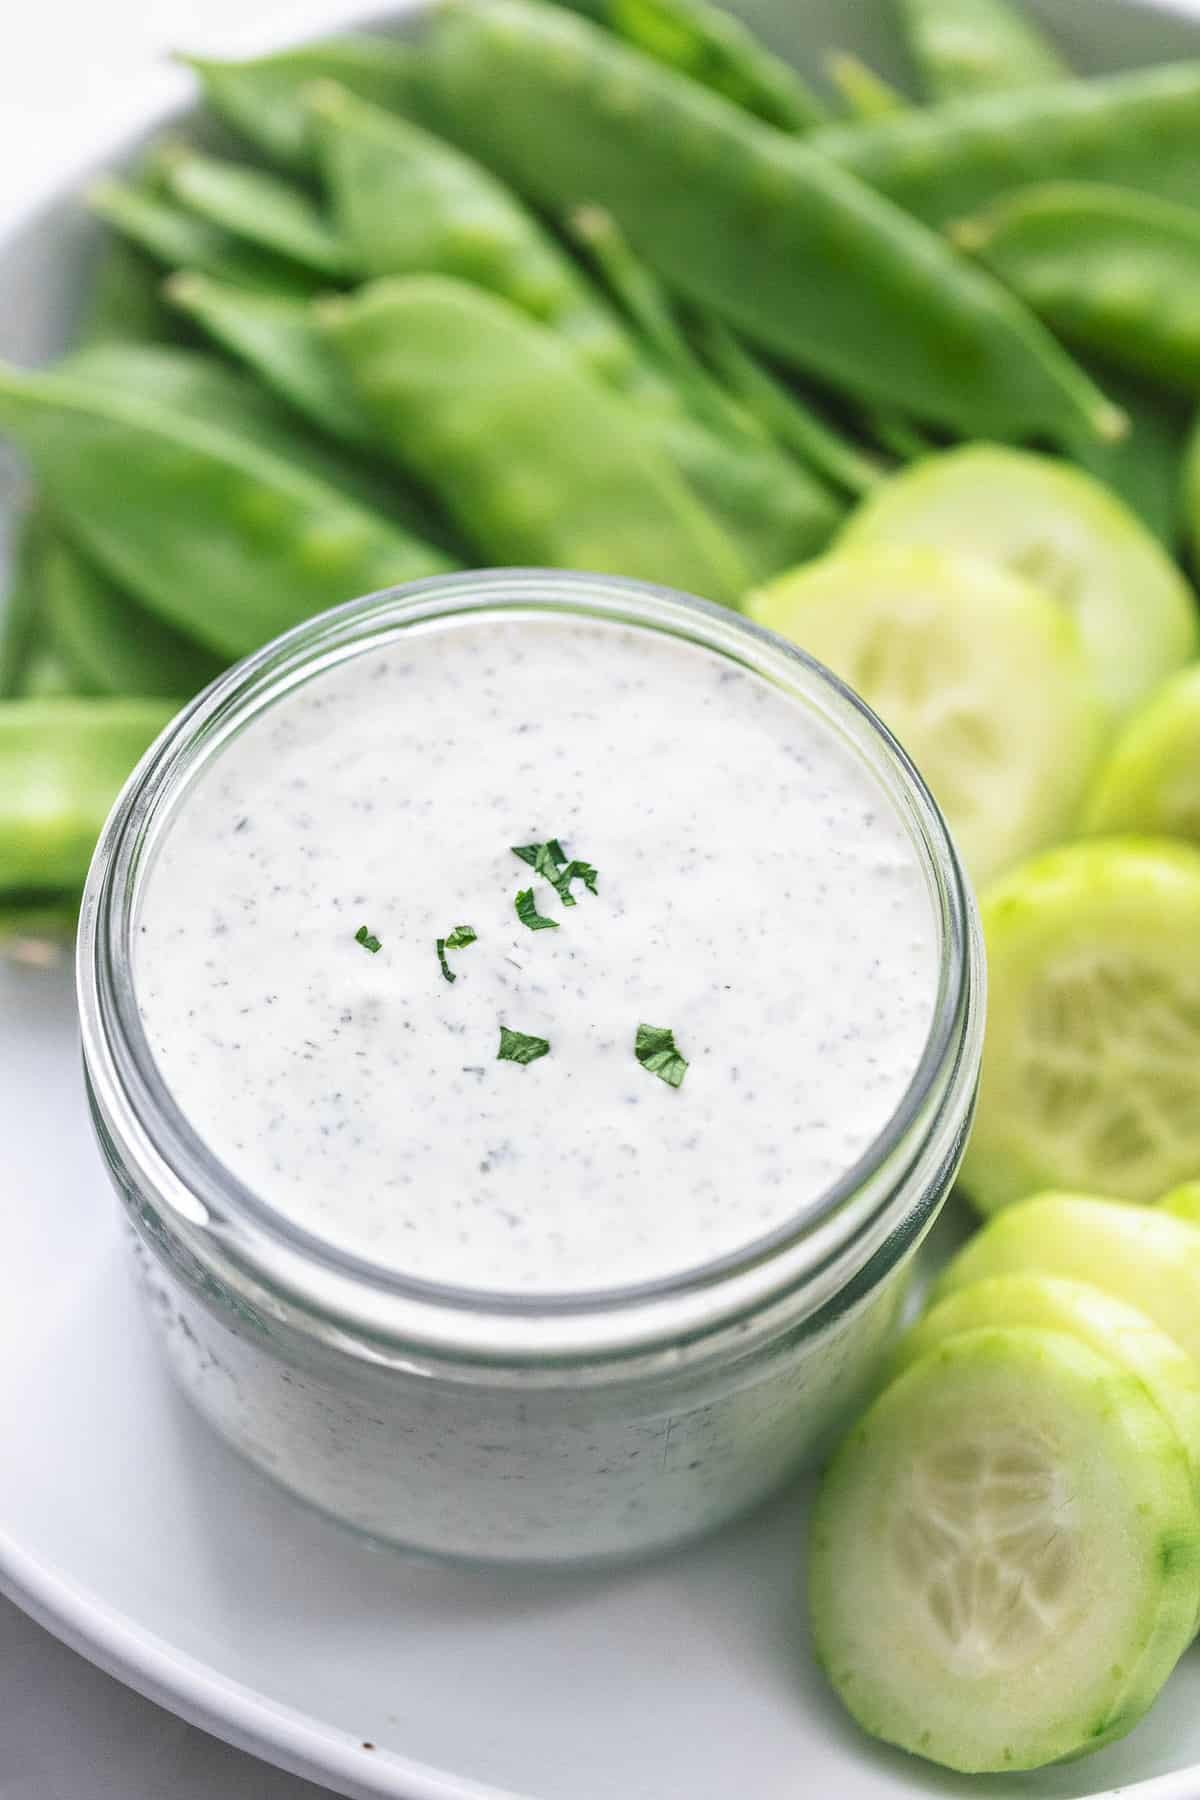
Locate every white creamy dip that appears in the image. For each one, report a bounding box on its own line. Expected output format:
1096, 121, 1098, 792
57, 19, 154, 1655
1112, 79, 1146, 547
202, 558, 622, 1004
134, 612, 939, 1297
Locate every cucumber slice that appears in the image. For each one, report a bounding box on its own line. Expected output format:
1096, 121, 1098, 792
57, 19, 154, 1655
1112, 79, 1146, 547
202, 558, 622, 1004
890, 1274, 1200, 1489
839, 444, 1198, 719
809, 1326, 1200, 1773
1159, 1183, 1200, 1225
935, 1192, 1200, 1368
962, 840, 1200, 1210
748, 546, 1102, 886
1084, 666, 1200, 844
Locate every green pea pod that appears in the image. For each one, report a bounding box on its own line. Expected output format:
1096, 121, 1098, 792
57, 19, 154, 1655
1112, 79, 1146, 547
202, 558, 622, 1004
899, 0, 1068, 101
0, 361, 455, 659
89, 179, 320, 297
164, 276, 375, 451
553, 0, 827, 131
955, 182, 1200, 395
42, 532, 225, 698
60, 341, 460, 551
162, 150, 350, 278
826, 53, 907, 121
812, 62, 1200, 226
309, 84, 650, 399
74, 233, 187, 348
1, 507, 50, 699
1072, 367, 1187, 549
321, 276, 750, 603
0, 698, 174, 903
415, 0, 1121, 445
181, 36, 422, 172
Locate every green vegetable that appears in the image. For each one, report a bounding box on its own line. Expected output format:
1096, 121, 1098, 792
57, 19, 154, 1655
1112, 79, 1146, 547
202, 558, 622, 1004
899, 0, 1068, 101
320, 276, 750, 605
1160, 1183, 1200, 1225
889, 1274, 1200, 1490
838, 444, 1198, 719
163, 148, 350, 278
512, 838, 597, 904
515, 887, 558, 931
809, 1325, 1200, 1772
355, 924, 382, 953
74, 232, 185, 349
415, 0, 1121, 445
962, 841, 1200, 1213
0, 698, 174, 910
635, 1022, 688, 1087
0, 360, 453, 660
811, 62, 1200, 227
181, 35, 422, 172
935, 1193, 1200, 1369
554, 0, 828, 131
0, 507, 49, 700
435, 927, 476, 979
1083, 667, 1200, 845
955, 182, 1200, 395
749, 547, 1102, 886
42, 530, 224, 698
88, 177, 319, 297
1071, 365, 1186, 547
497, 1025, 550, 1064
826, 52, 907, 121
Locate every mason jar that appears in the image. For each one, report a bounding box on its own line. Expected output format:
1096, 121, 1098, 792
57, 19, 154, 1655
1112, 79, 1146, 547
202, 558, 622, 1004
77, 570, 985, 1565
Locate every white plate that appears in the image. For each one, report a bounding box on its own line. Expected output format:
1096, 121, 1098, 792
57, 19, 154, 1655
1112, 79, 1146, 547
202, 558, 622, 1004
6, 3, 1200, 1796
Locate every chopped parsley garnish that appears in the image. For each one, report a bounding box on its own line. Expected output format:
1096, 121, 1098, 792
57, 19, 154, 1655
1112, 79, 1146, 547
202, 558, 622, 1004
497, 1026, 551, 1066
354, 925, 382, 954
515, 887, 559, 931
437, 924, 477, 982
635, 1023, 689, 1088
510, 839, 598, 908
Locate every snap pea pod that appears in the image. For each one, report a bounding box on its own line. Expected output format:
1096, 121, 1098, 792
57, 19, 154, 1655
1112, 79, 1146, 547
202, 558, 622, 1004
181, 36, 422, 172
826, 53, 907, 121
0, 698, 174, 906
162, 149, 350, 278
811, 61, 1200, 226
42, 531, 225, 698
955, 182, 1200, 395
60, 341, 460, 552
310, 84, 653, 400
0, 507, 50, 699
553, 0, 827, 131
89, 179, 321, 298
165, 276, 375, 451
415, 0, 1121, 445
74, 232, 186, 349
695, 319, 883, 497
898, 0, 1068, 102
1072, 367, 1187, 548
321, 276, 750, 603
0, 361, 455, 659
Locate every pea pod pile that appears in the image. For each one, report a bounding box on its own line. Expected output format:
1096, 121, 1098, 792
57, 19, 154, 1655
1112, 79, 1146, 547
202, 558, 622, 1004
8, 0, 1200, 1770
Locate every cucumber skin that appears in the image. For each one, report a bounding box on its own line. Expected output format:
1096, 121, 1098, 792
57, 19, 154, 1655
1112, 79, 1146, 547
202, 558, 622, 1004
809, 1325, 1200, 1773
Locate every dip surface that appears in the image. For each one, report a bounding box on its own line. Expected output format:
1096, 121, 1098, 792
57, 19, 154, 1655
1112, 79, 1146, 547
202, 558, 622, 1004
134, 612, 940, 1294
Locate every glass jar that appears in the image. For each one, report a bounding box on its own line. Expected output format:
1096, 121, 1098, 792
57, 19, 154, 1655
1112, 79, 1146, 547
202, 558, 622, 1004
77, 571, 984, 1566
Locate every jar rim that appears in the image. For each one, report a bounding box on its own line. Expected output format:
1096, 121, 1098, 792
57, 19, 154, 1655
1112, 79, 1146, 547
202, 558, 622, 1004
77, 569, 983, 1365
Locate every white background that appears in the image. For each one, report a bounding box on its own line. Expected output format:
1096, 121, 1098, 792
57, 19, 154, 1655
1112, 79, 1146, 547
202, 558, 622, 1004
1, 9, 351, 1791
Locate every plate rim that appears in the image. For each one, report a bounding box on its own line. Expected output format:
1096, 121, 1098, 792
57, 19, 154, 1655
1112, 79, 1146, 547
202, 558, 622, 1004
6, 0, 1200, 1794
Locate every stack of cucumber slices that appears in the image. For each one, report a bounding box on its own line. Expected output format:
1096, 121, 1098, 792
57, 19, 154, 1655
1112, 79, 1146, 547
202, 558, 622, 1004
750, 444, 1200, 1773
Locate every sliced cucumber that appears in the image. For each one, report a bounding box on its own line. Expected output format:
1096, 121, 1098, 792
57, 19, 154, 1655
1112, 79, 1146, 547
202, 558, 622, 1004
963, 839, 1200, 1210
935, 1193, 1200, 1368
1159, 1183, 1200, 1225
748, 546, 1102, 886
1084, 666, 1200, 845
839, 444, 1198, 720
890, 1274, 1200, 1489
809, 1326, 1200, 1773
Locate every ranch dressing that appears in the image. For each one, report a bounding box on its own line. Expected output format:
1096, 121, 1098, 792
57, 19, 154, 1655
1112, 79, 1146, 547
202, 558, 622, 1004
134, 611, 939, 1297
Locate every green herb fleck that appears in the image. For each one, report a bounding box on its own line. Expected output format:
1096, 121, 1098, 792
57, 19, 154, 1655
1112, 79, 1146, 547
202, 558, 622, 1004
497, 1025, 551, 1066
515, 887, 559, 932
635, 1023, 688, 1088
511, 839, 598, 907
437, 924, 477, 982
355, 925, 382, 954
